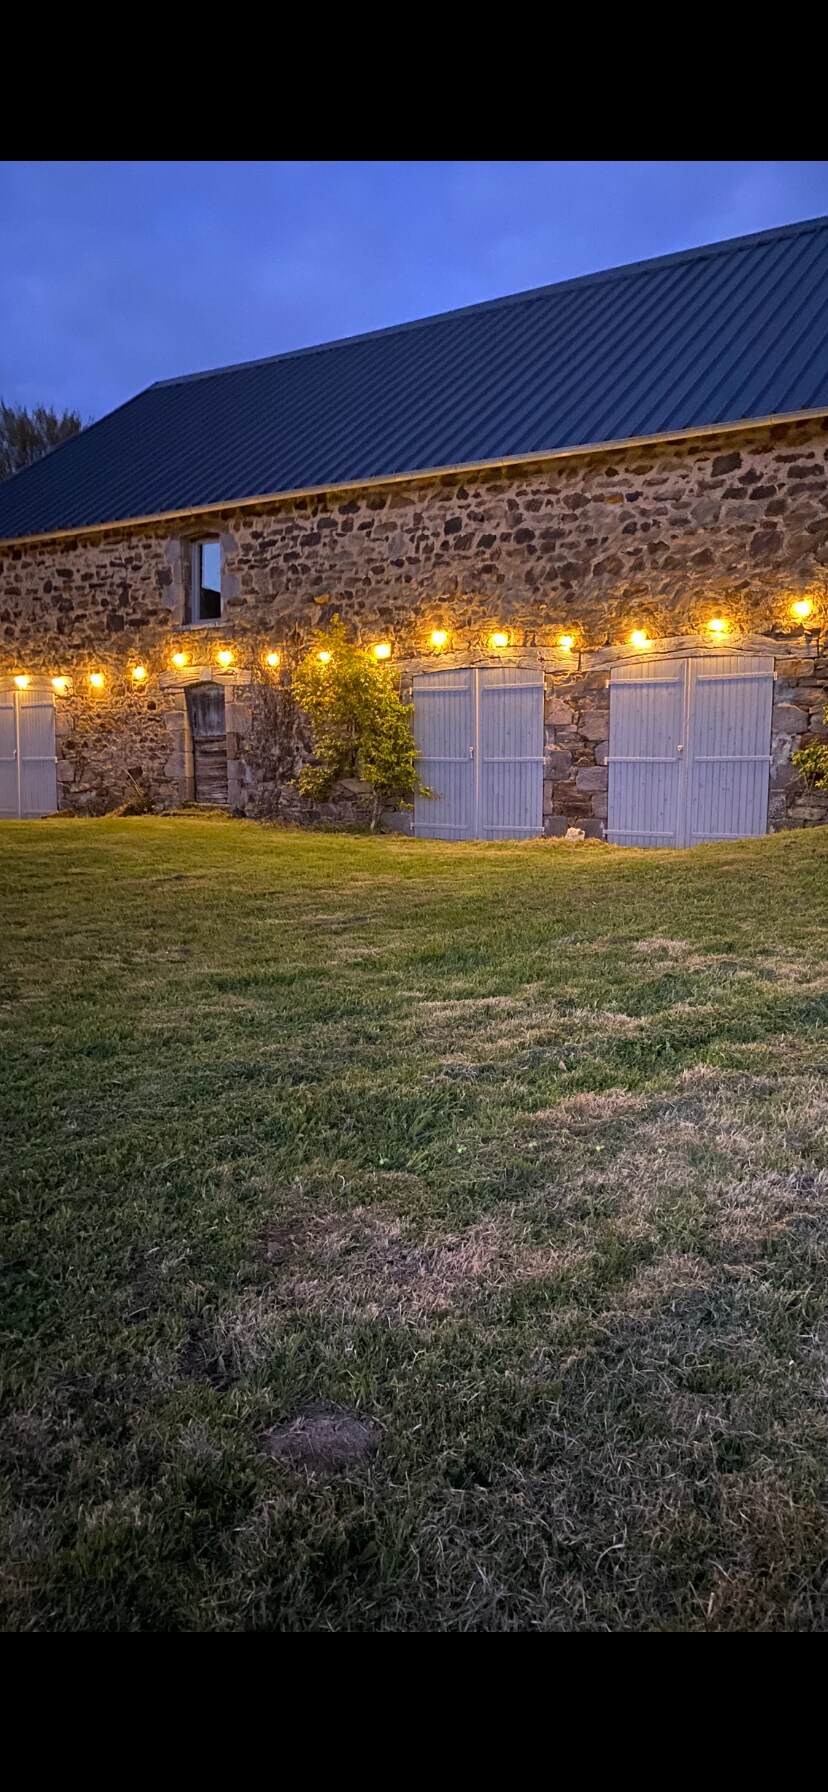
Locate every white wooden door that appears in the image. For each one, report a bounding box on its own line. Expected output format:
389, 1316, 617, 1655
413, 666, 543, 840
607, 659, 687, 847
412, 667, 475, 839
478, 665, 544, 839
608, 654, 773, 848
0, 684, 57, 819
684, 656, 774, 844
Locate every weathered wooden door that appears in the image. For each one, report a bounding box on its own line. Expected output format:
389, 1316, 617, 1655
412, 666, 543, 840
186, 684, 228, 806
608, 654, 773, 847
0, 683, 57, 819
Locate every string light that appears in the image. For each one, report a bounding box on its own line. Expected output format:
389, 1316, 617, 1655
430, 629, 448, 649
707, 617, 727, 635
89, 672, 105, 689
373, 642, 392, 660
558, 634, 575, 652
172, 651, 188, 669
265, 650, 281, 668
217, 649, 233, 667
131, 665, 148, 682
490, 631, 509, 649
318, 650, 332, 664
52, 676, 69, 694
630, 629, 649, 648
791, 598, 813, 620
13, 674, 29, 689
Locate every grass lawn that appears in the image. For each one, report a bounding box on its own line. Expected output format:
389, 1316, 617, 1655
2, 817, 828, 1632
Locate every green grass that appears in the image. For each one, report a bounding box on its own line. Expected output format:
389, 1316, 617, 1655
2, 816, 828, 1632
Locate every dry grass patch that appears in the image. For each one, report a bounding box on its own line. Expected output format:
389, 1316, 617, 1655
273, 1207, 583, 1325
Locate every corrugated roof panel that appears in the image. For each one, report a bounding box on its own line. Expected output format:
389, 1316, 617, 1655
1, 214, 828, 542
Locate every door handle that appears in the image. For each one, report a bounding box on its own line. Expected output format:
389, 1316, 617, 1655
469, 744, 475, 758
677, 743, 684, 755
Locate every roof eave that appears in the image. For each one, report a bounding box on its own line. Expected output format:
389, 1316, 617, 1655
1, 406, 826, 550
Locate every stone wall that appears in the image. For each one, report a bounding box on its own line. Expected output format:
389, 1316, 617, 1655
1, 415, 827, 829
53, 674, 180, 815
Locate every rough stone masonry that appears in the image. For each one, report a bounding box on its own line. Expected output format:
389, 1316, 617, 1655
1, 415, 827, 830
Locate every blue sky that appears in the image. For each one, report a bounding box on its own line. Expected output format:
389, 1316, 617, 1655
2, 160, 827, 422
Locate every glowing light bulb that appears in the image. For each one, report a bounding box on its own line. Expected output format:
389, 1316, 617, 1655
430, 629, 448, 649
630, 629, 649, 648
131, 665, 148, 682
265, 650, 281, 668
373, 641, 392, 660
89, 672, 105, 689
490, 631, 509, 649
792, 599, 813, 620
13, 674, 29, 689
318, 650, 332, 664
172, 651, 188, 669
52, 676, 68, 694
558, 635, 575, 652
707, 617, 727, 635
217, 649, 233, 667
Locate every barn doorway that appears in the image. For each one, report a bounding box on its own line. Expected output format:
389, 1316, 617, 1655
412, 665, 544, 840
607, 653, 774, 847
0, 681, 57, 818
185, 683, 229, 806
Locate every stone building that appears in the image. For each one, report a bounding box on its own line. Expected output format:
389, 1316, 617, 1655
2, 215, 828, 842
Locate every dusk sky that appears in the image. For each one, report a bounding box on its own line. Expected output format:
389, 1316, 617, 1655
2, 160, 828, 424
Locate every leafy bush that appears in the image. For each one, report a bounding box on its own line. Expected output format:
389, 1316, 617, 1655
792, 703, 828, 790
291, 618, 431, 828
793, 741, 828, 790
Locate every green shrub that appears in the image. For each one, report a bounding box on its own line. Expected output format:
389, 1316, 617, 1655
792, 703, 828, 790
793, 741, 828, 790
291, 618, 432, 829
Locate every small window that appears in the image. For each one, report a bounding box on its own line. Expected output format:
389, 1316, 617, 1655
190, 539, 222, 623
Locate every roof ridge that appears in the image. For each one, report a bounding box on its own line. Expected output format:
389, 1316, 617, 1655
151, 213, 828, 390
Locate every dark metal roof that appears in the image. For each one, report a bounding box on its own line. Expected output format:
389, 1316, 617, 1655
3, 215, 828, 544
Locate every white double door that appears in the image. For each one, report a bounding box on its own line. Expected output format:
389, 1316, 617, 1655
608, 653, 774, 848
413, 664, 544, 840
0, 683, 58, 819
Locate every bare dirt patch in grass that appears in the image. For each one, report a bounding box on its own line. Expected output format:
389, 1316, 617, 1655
263, 1410, 381, 1479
